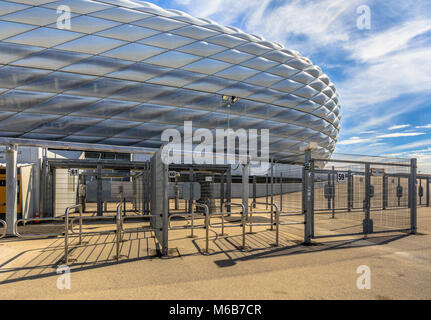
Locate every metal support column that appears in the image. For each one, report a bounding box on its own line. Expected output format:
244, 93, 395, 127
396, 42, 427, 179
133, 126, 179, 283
220, 172, 225, 212
226, 167, 232, 214
427, 177, 430, 207
280, 172, 283, 212
383, 174, 388, 210
265, 173, 268, 209
397, 177, 401, 207
188, 168, 194, 215
270, 158, 274, 229
331, 166, 335, 218
252, 175, 257, 209
410, 158, 417, 234
5, 144, 18, 235
242, 163, 249, 220
304, 150, 313, 244
363, 163, 373, 234
97, 163, 103, 217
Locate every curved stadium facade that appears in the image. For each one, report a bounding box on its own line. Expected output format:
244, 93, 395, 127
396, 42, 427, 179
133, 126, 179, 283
0, 0, 340, 164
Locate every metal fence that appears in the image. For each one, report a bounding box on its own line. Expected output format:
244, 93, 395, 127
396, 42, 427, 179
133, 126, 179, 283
305, 154, 416, 240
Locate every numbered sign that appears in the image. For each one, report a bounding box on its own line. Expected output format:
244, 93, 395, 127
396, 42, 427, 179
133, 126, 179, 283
337, 172, 347, 183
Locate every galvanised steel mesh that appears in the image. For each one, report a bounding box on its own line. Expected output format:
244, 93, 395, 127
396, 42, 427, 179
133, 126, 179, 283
0, 0, 340, 163
312, 156, 412, 237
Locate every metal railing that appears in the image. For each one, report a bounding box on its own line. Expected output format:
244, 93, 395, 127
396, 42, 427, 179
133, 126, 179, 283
250, 202, 280, 247
208, 203, 245, 237
169, 202, 211, 255
64, 204, 83, 265
0, 219, 6, 239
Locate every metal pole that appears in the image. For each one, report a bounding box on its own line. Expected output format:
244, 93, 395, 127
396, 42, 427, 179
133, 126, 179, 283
419, 178, 422, 206
97, 163, 103, 217
226, 167, 232, 214
304, 150, 313, 244
79, 205, 82, 245
242, 163, 249, 221
427, 177, 430, 207
331, 166, 335, 218
398, 176, 401, 207
410, 158, 417, 234
116, 205, 121, 261
280, 172, 283, 212
347, 170, 352, 212
189, 168, 195, 238
270, 158, 274, 230
265, 173, 268, 209
5, 144, 18, 235
220, 172, 225, 212
252, 175, 257, 209
383, 175, 388, 210
363, 163, 373, 235
64, 208, 69, 265
327, 172, 331, 210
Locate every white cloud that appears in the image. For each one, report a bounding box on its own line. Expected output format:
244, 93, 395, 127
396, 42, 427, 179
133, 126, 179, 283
388, 124, 410, 130
346, 18, 431, 62
172, 0, 365, 54
338, 136, 372, 145
339, 47, 431, 108
416, 124, 431, 129
377, 132, 425, 138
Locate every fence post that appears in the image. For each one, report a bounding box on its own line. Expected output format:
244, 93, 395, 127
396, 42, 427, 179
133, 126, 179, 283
97, 163, 103, 217
226, 167, 232, 214
242, 162, 249, 221
304, 150, 313, 244
280, 172, 283, 212
331, 166, 335, 218
252, 175, 257, 209
363, 163, 373, 234
270, 157, 274, 230
427, 177, 430, 207
265, 173, 269, 209
410, 158, 417, 234
382, 175, 388, 210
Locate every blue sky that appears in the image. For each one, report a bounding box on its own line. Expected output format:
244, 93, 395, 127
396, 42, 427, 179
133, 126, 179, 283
142, 0, 431, 171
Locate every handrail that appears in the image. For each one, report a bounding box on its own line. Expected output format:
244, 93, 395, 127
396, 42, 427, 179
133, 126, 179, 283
0, 219, 6, 239
64, 204, 83, 265
250, 201, 280, 247
195, 203, 210, 255
213, 202, 245, 236
224, 202, 247, 250
115, 203, 122, 261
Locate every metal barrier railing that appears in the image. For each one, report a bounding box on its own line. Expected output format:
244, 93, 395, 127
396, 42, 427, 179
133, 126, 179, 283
169, 202, 211, 255
217, 203, 247, 250
0, 219, 6, 239
64, 204, 83, 265
250, 202, 280, 247
208, 203, 245, 237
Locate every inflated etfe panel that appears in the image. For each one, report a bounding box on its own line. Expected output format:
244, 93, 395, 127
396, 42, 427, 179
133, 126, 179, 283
0, 0, 340, 163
